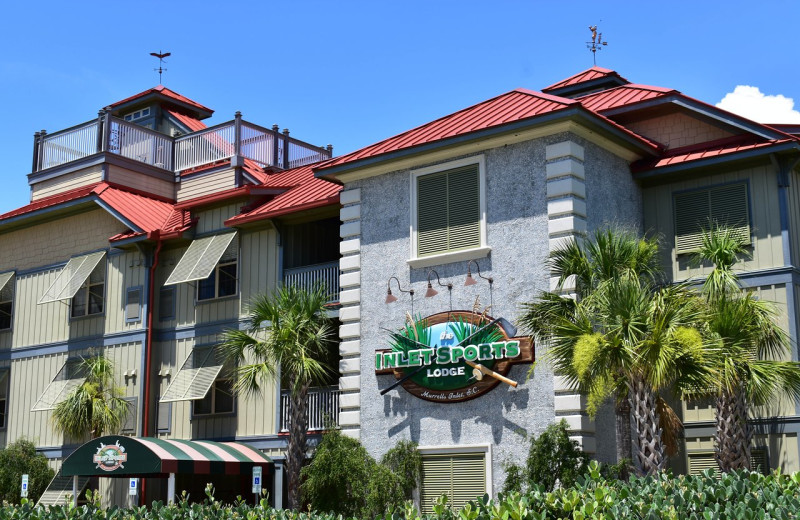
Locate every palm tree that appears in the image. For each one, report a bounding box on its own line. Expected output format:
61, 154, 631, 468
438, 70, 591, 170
220, 284, 335, 510
694, 225, 800, 472
52, 354, 129, 439
546, 275, 709, 475
520, 227, 661, 473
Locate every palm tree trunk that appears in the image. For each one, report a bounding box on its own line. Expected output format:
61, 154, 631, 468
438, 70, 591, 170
615, 397, 632, 479
286, 380, 310, 510
715, 386, 752, 472
630, 377, 665, 476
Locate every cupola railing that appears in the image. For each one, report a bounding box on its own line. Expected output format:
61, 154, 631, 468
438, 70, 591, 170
31, 111, 332, 174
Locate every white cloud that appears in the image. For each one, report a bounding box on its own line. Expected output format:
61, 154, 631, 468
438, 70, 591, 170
716, 85, 800, 124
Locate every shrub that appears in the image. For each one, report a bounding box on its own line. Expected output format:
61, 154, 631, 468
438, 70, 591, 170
0, 438, 54, 504
502, 419, 590, 493
300, 429, 373, 516
301, 430, 422, 518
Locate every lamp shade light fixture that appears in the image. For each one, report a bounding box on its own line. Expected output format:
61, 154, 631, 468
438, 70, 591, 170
425, 269, 452, 298
386, 276, 414, 304
465, 260, 493, 287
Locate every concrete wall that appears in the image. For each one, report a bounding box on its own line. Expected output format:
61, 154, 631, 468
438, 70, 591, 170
340, 132, 642, 493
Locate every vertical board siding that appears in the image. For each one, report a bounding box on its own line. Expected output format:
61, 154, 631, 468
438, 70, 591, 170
13, 270, 70, 348
642, 165, 782, 282
107, 166, 175, 201
176, 170, 237, 202
6, 343, 141, 448
31, 167, 103, 201
195, 204, 242, 234
682, 284, 790, 423
155, 337, 277, 439
787, 169, 800, 265
240, 229, 278, 312
104, 252, 147, 334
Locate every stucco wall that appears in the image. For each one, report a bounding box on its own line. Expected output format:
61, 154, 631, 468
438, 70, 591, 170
347, 132, 642, 492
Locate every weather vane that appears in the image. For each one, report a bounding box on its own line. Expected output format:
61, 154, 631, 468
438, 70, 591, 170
587, 26, 608, 66
150, 50, 171, 83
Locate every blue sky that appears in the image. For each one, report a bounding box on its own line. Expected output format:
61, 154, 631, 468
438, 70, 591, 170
1, 0, 798, 214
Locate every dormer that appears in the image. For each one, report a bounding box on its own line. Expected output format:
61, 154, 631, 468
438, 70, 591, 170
106, 85, 214, 137
542, 67, 630, 99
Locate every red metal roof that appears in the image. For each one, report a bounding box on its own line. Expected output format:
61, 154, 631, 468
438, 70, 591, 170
318, 89, 578, 169
578, 84, 676, 112
166, 109, 208, 133
93, 184, 176, 233
0, 182, 189, 241
632, 138, 793, 172
227, 164, 341, 225
0, 184, 97, 221
542, 67, 630, 92
111, 85, 213, 115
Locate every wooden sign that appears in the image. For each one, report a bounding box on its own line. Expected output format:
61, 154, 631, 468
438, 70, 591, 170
375, 311, 534, 402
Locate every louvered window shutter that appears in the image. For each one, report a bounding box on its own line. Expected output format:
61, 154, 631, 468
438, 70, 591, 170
417, 165, 480, 257
687, 452, 718, 475
751, 448, 769, 474
420, 453, 485, 514
674, 183, 749, 254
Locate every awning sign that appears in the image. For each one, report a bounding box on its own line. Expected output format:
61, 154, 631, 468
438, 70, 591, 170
93, 441, 128, 472
376, 311, 533, 402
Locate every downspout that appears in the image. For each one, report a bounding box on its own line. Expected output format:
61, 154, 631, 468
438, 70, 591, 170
141, 231, 163, 504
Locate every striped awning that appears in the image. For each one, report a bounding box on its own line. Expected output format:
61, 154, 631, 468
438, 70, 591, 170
61, 435, 271, 477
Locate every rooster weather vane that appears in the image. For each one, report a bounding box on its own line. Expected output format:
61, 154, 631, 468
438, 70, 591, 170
587, 26, 608, 66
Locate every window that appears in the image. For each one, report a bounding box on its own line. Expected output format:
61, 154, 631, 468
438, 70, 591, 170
674, 183, 750, 254
0, 272, 13, 331
411, 156, 487, 265
157, 401, 172, 433
125, 287, 142, 323
123, 107, 151, 122
193, 379, 234, 416
71, 261, 105, 318
159, 287, 176, 321
419, 450, 487, 513
197, 237, 238, 301
0, 369, 8, 429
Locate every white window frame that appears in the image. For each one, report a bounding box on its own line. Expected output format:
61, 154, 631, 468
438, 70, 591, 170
197, 256, 238, 302
0, 273, 14, 331
70, 260, 106, 319
417, 444, 492, 501
123, 107, 151, 122
409, 155, 490, 269
192, 378, 236, 417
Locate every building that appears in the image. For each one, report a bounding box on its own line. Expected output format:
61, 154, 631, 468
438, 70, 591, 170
312, 67, 800, 509
2, 67, 800, 510
0, 85, 341, 506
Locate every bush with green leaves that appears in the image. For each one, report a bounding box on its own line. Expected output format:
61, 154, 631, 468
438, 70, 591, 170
0, 463, 799, 519
0, 438, 54, 504
502, 419, 589, 493
301, 430, 421, 518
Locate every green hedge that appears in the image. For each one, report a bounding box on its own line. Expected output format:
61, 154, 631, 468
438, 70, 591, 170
2, 463, 799, 520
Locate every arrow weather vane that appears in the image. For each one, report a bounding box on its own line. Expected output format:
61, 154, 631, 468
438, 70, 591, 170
587, 26, 608, 66
150, 50, 171, 83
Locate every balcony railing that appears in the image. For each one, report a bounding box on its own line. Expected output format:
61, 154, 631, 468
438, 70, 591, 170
32, 112, 332, 174
280, 386, 340, 432
283, 261, 340, 302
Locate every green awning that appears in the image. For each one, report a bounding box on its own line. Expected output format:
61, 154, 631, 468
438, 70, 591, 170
61, 435, 271, 477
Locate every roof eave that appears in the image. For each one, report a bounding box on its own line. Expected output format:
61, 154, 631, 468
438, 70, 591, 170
633, 141, 800, 180
543, 76, 629, 98
225, 195, 340, 227
315, 107, 658, 180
